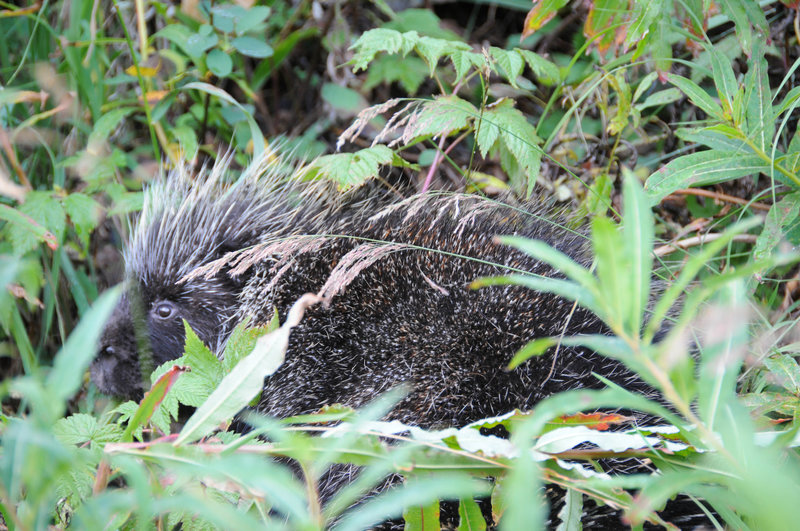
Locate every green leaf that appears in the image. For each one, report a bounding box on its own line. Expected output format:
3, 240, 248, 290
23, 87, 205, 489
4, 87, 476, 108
744, 38, 773, 153
665, 73, 724, 120
122, 365, 189, 442
483, 99, 541, 196
403, 499, 440, 530
10, 191, 66, 254
176, 294, 321, 445
185, 28, 219, 58
231, 36, 273, 58
234, 6, 271, 34
1, 203, 58, 255
310, 145, 397, 190
206, 49, 232, 77
54, 413, 123, 446
764, 355, 800, 395
621, 173, 653, 336
515, 49, 559, 84
350, 29, 418, 72
753, 192, 800, 265
472, 274, 601, 317
637, 88, 682, 110
555, 488, 583, 531
63, 193, 102, 251
645, 150, 769, 204
592, 216, 626, 328
489, 47, 524, 88
321, 83, 366, 114
88, 108, 135, 147
415, 36, 468, 76
708, 45, 741, 122
450, 51, 486, 84
363, 55, 428, 94
624, 0, 665, 51
457, 497, 486, 531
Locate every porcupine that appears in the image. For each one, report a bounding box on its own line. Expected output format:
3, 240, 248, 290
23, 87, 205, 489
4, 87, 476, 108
91, 155, 707, 528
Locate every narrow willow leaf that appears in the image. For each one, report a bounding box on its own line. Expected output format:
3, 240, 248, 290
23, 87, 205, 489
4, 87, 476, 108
644, 217, 761, 341
497, 235, 596, 290
665, 73, 724, 120
457, 497, 487, 531
508, 337, 557, 369
645, 150, 768, 204
621, 173, 653, 337
122, 365, 189, 442
592, 216, 625, 329
753, 192, 800, 265
175, 294, 321, 445
744, 39, 773, 153
472, 275, 602, 317
555, 488, 583, 531
763, 355, 800, 395
707, 46, 741, 122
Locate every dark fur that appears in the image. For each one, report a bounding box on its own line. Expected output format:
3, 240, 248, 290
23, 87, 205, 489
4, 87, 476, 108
93, 162, 708, 527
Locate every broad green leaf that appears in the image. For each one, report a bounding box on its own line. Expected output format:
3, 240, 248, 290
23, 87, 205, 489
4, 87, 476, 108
63, 193, 102, 251
363, 55, 427, 94
185, 28, 219, 58
10, 191, 66, 255
54, 413, 123, 446
206, 49, 233, 77
484, 99, 541, 196
717, 0, 769, 56
555, 488, 583, 531
403, 95, 478, 142
231, 36, 273, 58
234, 6, 271, 34
1, 203, 58, 255
645, 150, 768, 204
176, 294, 321, 445
665, 73, 724, 119
321, 83, 366, 114
472, 274, 602, 317
88, 108, 135, 147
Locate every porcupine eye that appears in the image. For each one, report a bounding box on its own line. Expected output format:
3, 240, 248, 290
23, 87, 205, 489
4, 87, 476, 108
152, 301, 177, 320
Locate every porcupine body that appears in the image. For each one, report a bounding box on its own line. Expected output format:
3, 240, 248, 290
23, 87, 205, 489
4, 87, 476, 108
91, 156, 708, 528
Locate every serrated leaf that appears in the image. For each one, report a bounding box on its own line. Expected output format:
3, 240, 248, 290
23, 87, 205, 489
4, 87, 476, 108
405, 95, 478, 143
450, 51, 485, 84
311, 145, 396, 190
363, 55, 427, 94
350, 29, 418, 72
88, 108, 135, 147
63, 193, 102, 251
645, 150, 769, 203
665, 73, 724, 120
415, 36, 468, 76
489, 47, 524, 87
515, 49, 559, 84
10, 191, 65, 254
0, 203, 58, 255
483, 99, 541, 195
231, 36, 273, 58
54, 413, 123, 446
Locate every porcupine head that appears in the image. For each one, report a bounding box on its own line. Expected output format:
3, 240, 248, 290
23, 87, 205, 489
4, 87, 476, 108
92, 156, 293, 400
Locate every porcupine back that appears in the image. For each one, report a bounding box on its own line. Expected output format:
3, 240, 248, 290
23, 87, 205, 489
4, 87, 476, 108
93, 155, 711, 528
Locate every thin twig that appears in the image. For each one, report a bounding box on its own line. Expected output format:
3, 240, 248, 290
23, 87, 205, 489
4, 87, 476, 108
668, 188, 771, 212
654, 234, 758, 257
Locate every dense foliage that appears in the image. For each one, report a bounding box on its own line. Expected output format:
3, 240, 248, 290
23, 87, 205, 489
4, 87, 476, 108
2, 0, 800, 529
